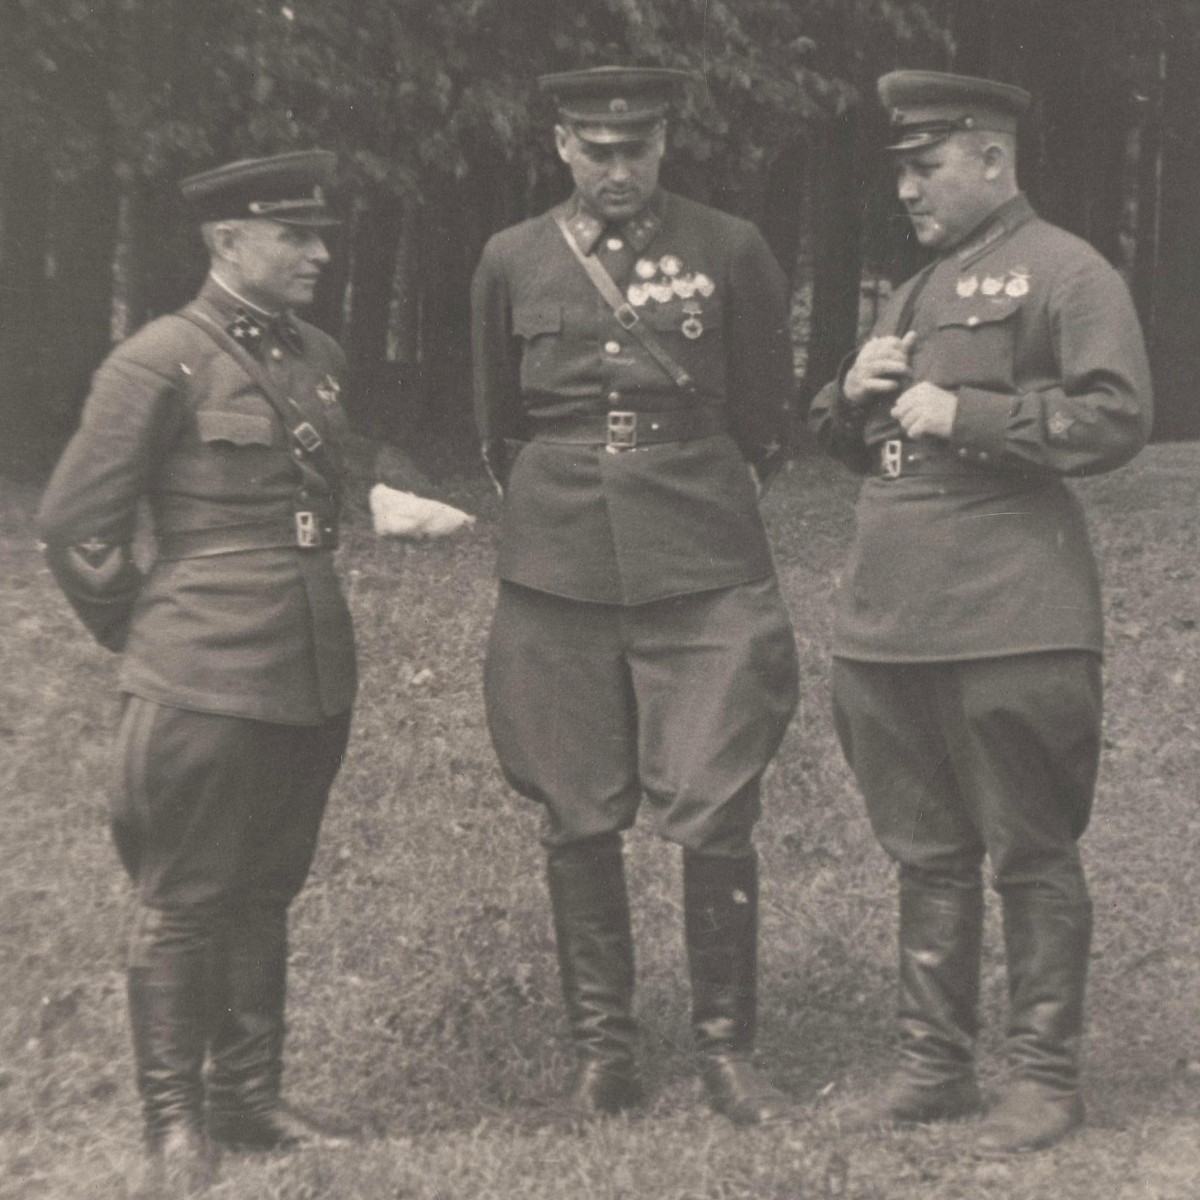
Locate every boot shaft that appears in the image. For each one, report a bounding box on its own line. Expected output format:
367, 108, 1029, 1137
126, 907, 213, 1138
1000, 890, 1092, 1090
895, 873, 983, 1082
546, 835, 638, 1062
683, 850, 758, 1054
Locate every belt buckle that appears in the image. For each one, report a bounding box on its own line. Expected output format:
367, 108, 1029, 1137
881, 438, 903, 479
295, 511, 322, 548
607, 411, 637, 450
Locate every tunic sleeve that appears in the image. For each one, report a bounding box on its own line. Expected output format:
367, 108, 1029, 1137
950, 258, 1153, 476
807, 361, 876, 474
724, 226, 795, 480
36, 353, 182, 650
470, 239, 523, 486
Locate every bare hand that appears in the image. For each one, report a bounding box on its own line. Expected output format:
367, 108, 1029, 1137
890, 381, 958, 440
843, 331, 917, 407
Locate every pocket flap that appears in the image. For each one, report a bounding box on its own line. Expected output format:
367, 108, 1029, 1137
512, 304, 563, 338
936, 296, 1021, 330
196, 410, 275, 446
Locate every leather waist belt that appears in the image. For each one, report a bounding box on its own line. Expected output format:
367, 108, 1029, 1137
874, 438, 995, 479
531, 408, 726, 450
157, 515, 338, 560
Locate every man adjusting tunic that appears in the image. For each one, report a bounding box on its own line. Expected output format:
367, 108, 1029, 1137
809, 71, 1152, 1155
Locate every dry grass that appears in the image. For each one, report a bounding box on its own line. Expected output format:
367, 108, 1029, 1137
1, 441, 1198, 1199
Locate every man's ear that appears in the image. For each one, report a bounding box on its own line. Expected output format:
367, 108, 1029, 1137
210, 222, 240, 264
554, 124, 573, 164
982, 141, 1007, 182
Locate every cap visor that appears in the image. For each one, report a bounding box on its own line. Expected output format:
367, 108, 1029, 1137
570, 121, 664, 145
270, 213, 343, 228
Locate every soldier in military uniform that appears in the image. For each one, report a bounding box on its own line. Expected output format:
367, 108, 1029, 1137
471, 67, 800, 1126
37, 151, 356, 1185
809, 73, 1152, 1154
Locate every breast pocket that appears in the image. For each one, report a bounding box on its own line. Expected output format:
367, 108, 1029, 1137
928, 297, 1020, 392
196, 410, 276, 448
512, 305, 563, 342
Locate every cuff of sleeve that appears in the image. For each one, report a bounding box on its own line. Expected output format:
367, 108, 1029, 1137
832, 389, 869, 435
951, 388, 1013, 454
744, 440, 785, 481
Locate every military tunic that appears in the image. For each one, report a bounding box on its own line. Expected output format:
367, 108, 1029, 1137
38, 277, 357, 908
472, 189, 799, 853
472, 189, 792, 605
37, 277, 357, 724
809, 194, 1152, 662
810, 193, 1152, 897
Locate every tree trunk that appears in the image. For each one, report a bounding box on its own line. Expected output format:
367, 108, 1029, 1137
43, 166, 121, 448
0, 147, 52, 472
760, 139, 807, 287
1131, 50, 1165, 335
1148, 12, 1200, 440
802, 112, 863, 409
345, 191, 405, 435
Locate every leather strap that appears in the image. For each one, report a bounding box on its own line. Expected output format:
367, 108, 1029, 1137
553, 214, 695, 392
175, 308, 342, 500
894, 258, 940, 337
157, 518, 337, 560
872, 438, 994, 479
531, 407, 725, 446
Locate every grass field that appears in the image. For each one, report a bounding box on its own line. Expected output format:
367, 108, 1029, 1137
2, 440, 1198, 1199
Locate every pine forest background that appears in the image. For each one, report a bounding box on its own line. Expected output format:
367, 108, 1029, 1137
3, 0, 1200, 479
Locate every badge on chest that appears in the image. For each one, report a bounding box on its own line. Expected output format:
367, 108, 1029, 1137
625, 254, 714, 337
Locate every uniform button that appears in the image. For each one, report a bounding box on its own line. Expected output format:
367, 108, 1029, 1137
606, 237, 624, 251
978, 450, 989, 461
967, 316, 980, 327
605, 340, 621, 355
958, 447, 969, 458
650, 422, 661, 432
608, 391, 621, 404
293, 448, 304, 459
270, 346, 284, 360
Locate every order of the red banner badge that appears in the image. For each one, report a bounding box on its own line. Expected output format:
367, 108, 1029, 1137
316, 374, 341, 406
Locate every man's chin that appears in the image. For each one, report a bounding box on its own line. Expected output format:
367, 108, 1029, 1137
597, 196, 644, 220
912, 224, 948, 250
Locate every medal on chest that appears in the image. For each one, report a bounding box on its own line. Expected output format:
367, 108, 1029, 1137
315, 374, 341, 407
956, 265, 1032, 302
626, 254, 714, 338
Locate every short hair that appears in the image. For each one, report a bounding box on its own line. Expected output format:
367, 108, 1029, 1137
958, 128, 1017, 165
199, 218, 256, 255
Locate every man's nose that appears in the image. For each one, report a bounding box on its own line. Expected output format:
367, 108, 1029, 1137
897, 171, 919, 203
609, 155, 633, 181
310, 237, 331, 265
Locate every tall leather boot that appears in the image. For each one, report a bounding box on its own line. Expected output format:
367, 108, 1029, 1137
976, 891, 1091, 1155
841, 871, 983, 1129
546, 834, 643, 1118
205, 904, 343, 1151
683, 850, 791, 1125
126, 906, 216, 1196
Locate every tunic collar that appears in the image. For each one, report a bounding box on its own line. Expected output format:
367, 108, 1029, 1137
563, 190, 666, 255
952, 193, 1036, 267
197, 275, 304, 356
